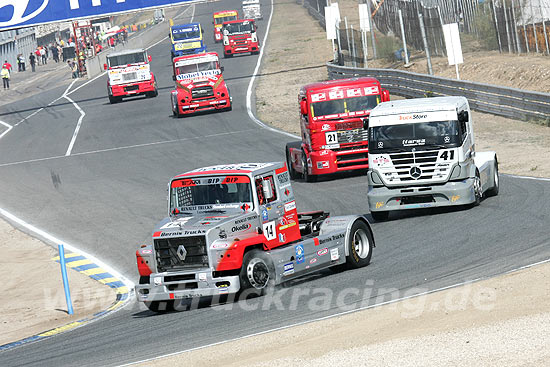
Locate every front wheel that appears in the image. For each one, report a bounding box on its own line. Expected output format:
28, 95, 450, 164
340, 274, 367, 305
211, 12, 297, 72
286, 147, 298, 180
109, 95, 118, 104
472, 169, 482, 206
485, 159, 499, 197
301, 151, 316, 183
346, 220, 374, 269
144, 300, 174, 313
239, 249, 275, 297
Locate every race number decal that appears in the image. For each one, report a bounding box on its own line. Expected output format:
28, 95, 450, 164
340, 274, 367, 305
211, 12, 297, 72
263, 221, 276, 241
325, 131, 338, 144
440, 150, 455, 161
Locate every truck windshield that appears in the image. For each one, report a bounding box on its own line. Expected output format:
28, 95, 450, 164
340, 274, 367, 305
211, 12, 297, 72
172, 28, 201, 41
170, 176, 253, 210
223, 21, 254, 34
215, 15, 238, 25
312, 95, 380, 118
108, 52, 145, 67
369, 120, 461, 153
176, 61, 219, 76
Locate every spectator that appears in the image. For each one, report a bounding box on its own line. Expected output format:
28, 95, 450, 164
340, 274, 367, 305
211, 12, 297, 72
58, 44, 63, 61
109, 37, 115, 48
40, 47, 47, 65
18, 54, 25, 71
35, 48, 41, 65
52, 45, 59, 63
1, 65, 10, 89
2, 59, 12, 71
68, 60, 79, 79
29, 53, 36, 72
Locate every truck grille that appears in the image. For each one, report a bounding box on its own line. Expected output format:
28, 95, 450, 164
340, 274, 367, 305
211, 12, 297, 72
154, 236, 208, 271
192, 86, 214, 99
122, 72, 137, 81
388, 149, 446, 182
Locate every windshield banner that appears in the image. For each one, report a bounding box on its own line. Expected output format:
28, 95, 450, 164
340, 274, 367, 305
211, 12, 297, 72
176, 70, 220, 81
311, 86, 380, 102
1, 0, 194, 31
172, 176, 250, 188
371, 111, 457, 126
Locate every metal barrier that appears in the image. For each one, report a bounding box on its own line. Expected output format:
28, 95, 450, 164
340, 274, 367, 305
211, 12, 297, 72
327, 63, 550, 121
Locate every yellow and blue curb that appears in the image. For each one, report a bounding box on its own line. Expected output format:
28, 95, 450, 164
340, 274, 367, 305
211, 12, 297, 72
0, 251, 132, 352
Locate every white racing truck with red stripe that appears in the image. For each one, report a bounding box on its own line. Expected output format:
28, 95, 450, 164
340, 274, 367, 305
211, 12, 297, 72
135, 162, 375, 312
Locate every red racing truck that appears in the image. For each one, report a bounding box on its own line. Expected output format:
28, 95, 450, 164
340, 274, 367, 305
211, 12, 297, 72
213, 10, 239, 43
170, 52, 231, 117
222, 19, 260, 58
105, 49, 158, 104
286, 77, 390, 182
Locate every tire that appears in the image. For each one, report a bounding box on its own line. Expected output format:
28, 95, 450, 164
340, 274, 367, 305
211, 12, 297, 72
486, 158, 499, 197
286, 147, 298, 180
109, 95, 117, 104
371, 211, 389, 222
239, 249, 275, 297
144, 300, 175, 313
301, 151, 316, 183
224, 53, 232, 58
346, 220, 374, 269
472, 169, 482, 206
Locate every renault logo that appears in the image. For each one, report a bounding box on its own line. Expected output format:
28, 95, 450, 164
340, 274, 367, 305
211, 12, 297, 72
176, 245, 187, 261
410, 166, 422, 179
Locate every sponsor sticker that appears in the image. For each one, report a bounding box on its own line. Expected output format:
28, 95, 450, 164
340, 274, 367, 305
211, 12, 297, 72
284, 201, 296, 213
262, 208, 269, 221
310, 258, 318, 264
317, 248, 328, 256
283, 262, 294, 276
330, 248, 339, 261
198, 273, 207, 282
295, 244, 305, 264
279, 233, 286, 242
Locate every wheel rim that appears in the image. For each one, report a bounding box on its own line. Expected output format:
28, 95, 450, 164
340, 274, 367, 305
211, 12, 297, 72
352, 228, 370, 259
246, 258, 269, 289
474, 174, 482, 199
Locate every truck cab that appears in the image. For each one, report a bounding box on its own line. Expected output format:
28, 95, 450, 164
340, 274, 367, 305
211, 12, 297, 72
135, 162, 375, 312
105, 49, 158, 104
170, 22, 206, 58
213, 10, 239, 43
170, 52, 232, 117
242, 0, 262, 20
286, 77, 390, 182
222, 19, 260, 58
367, 96, 499, 221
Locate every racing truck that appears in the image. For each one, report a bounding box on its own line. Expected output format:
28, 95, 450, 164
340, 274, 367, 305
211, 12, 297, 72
222, 19, 260, 58
104, 49, 158, 104
286, 77, 390, 182
367, 96, 499, 221
242, 0, 262, 20
170, 52, 231, 117
213, 10, 239, 43
170, 22, 206, 58
135, 162, 375, 312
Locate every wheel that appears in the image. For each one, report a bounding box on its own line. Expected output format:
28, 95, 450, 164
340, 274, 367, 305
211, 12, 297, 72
224, 53, 232, 58
239, 249, 275, 297
485, 158, 499, 197
286, 147, 298, 180
371, 211, 389, 221
151, 88, 158, 98
301, 151, 316, 183
109, 95, 117, 104
346, 220, 374, 269
472, 169, 482, 206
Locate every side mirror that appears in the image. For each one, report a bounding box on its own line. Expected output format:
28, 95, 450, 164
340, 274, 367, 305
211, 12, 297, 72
103, 63, 107, 70
220, 66, 224, 72
362, 117, 369, 130
172, 75, 176, 81
148, 55, 152, 62
382, 89, 390, 102
458, 110, 469, 122
262, 179, 274, 201
212, 21, 215, 24
300, 99, 308, 115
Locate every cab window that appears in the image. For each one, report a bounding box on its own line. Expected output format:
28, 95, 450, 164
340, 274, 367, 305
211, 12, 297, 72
255, 175, 277, 205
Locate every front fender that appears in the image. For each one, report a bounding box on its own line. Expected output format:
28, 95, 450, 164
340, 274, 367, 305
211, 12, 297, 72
319, 215, 375, 257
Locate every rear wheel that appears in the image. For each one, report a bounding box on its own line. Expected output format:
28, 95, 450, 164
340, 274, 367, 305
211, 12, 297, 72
109, 95, 118, 104
486, 158, 499, 197
346, 220, 374, 269
239, 249, 275, 297
472, 169, 482, 206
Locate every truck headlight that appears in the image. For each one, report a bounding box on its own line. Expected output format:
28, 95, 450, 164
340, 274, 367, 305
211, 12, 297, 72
369, 171, 383, 185
450, 165, 461, 179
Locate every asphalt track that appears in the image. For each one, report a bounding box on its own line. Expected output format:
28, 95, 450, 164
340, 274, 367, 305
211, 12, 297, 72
1, 0, 549, 366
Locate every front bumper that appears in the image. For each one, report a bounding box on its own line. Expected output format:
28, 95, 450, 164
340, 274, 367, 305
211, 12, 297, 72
224, 43, 259, 55
110, 80, 155, 97
177, 98, 231, 115
309, 147, 369, 175
368, 178, 476, 212
135, 269, 240, 302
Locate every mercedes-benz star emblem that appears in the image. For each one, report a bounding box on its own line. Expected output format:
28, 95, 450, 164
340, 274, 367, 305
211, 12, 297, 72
176, 245, 187, 261
410, 166, 422, 179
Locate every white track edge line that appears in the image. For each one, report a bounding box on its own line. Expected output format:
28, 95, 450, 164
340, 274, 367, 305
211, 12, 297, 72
0, 119, 13, 140
117, 256, 550, 367
64, 95, 86, 156
245, 0, 300, 140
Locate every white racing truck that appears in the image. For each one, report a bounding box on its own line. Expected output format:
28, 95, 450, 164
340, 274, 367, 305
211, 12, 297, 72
242, 0, 262, 20
135, 162, 375, 312
367, 96, 499, 221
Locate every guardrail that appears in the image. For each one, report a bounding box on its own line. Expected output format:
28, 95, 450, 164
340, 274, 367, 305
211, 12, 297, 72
327, 63, 550, 122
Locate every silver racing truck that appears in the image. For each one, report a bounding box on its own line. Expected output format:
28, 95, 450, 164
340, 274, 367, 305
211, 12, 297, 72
135, 162, 375, 312
367, 96, 499, 221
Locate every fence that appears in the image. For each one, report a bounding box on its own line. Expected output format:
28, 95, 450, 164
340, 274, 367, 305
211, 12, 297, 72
327, 62, 550, 121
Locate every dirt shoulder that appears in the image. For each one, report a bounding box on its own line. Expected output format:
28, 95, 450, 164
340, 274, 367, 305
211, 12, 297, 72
0, 218, 115, 346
